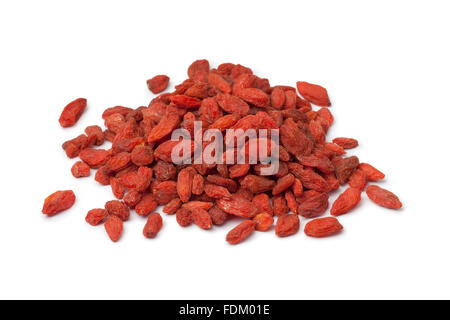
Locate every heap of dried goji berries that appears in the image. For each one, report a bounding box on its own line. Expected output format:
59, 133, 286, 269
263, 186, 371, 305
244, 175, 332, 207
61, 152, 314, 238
42, 60, 402, 243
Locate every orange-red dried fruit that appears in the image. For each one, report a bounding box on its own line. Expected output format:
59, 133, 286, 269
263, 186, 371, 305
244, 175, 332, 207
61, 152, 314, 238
334, 156, 360, 185
240, 175, 276, 194
298, 192, 329, 218
226, 220, 256, 244
296, 81, 331, 107
170, 95, 201, 109
105, 200, 130, 221
359, 163, 385, 181
273, 194, 289, 216
85, 208, 108, 226
275, 214, 300, 237
272, 173, 295, 195
79, 148, 110, 168
59, 98, 87, 128
252, 193, 273, 216
348, 169, 368, 191
163, 198, 182, 215
148, 112, 180, 142
253, 213, 274, 232
208, 71, 232, 94
176, 207, 192, 227
191, 207, 213, 230
85, 125, 105, 146
192, 174, 205, 195
123, 190, 142, 208
42, 190, 76, 216
280, 118, 312, 159
305, 217, 343, 238
292, 178, 304, 197
182, 201, 214, 211
216, 194, 258, 218
135, 193, 158, 216
199, 98, 223, 124
366, 185, 402, 209
215, 93, 249, 116
177, 168, 193, 203
152, 180, 178, 205
188, 59, 210, 79
143, 213, 163, 238
332, 137, 359, 149
147, 75, 170, 94
204, 184, 232, 199
131, 145, 154, 166
236, 88, 269, 107
284, 190, 298, 214
271, 87, 286, 108
208, 205, 228, 225
110, 177, 125, 199
71, 161, 90, 178
104, 215, 123, 242
331, 187, 362, 216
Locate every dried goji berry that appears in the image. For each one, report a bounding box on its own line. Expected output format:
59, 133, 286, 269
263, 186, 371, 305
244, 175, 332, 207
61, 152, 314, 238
85, 208, 108, 226
330, 187, 362, 216
105, 200, 130, 221
296, 81, 331, 107
332, 137, 359, 149
147, 75, 170, 94
304, 217, 343, 237
163, 198, 182, 215
176, 207, 192, 227
359, 163, 385, 181
191, 207, 212, 230
208, 206, 228, 225
110, 177, 125, 199
104, 215, 123, 242
71, 161, 90, 178
226, 220, 256, 244
143, 212, 163, 238
275, 214, 300, 237
42, 190, 76, 216
366, 185, 402, 209
59, 98, 87, 128
253, 213, 274, 232
135, 193, 158, 216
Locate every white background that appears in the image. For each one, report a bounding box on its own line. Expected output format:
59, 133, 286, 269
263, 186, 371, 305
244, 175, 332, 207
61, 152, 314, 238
0, 0, 449, 300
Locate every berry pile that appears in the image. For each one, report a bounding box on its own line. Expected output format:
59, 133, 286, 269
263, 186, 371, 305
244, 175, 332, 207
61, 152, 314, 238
42, 60, 402, 243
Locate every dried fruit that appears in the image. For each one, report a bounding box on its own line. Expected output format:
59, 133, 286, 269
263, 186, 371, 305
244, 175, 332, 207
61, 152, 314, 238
147, 75, 170, 94
48, 59, 403, 243
59, 98, 87, 127
330, 187, 362, 216
71, 161, 90, 178
105, 200, 130, 221
253, 214, 274, 232
275, 214, 300, 237
104, 215, 123, 242
143, 213, 163, 238
191, 208, 213, 230
296, 81, 331, 106
332, 137, 358, 149
135, 194, 158, 216
359, 163, 385, 181
85, 208, 108, 226
42, 190, 76, 216
305, 217, 343, 237
298, 192, 329, 218
176, 207, 192, 227
226, 220, 256, 244
366, 185, 402, 209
